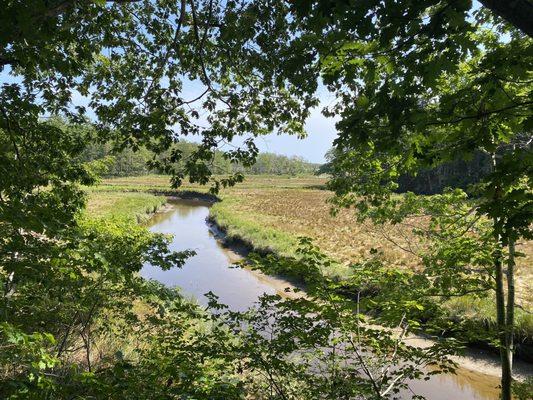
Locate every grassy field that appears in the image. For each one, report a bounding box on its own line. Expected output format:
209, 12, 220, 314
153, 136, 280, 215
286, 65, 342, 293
207, 178, 532, 320
88, 174, 533, 350
92, 174, 532, 302
85, 190, 167, 223
209, 187, 422, 274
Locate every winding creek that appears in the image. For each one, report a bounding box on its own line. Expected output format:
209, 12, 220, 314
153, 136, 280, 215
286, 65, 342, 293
141, 199, 505, 400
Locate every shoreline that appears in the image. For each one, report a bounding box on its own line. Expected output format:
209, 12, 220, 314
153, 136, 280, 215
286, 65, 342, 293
204, 205, 532, 381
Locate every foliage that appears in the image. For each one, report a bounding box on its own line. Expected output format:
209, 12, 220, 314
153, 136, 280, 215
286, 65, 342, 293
242, 153, 318, 176
443, 295, 533, 349
211, 238, 458, 400
290, 2, 532, 399
0, 2, 316, 394
1, 0, 531, 399
0, 216, 195, 398
395, 152, 492, 195
512, 376, 533, 400
1, 0, 318, 189
79, 139, 319, 178
203, 177, 533, 351
322, 146, 494, 195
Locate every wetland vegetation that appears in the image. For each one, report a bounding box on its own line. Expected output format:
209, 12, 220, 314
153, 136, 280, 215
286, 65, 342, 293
1, 1, 532, 399
89, 176, 533, 362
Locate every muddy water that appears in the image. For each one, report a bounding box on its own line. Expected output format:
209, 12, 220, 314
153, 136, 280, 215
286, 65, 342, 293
141, 200, 502, 400
141, 199, 282, 310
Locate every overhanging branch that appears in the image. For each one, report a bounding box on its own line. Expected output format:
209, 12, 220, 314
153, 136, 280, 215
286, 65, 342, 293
480, 0, 533, 37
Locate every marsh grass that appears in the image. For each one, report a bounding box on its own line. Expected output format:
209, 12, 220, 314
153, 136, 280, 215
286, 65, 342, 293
444, 296, 533, 338
90, 175, 532, 346
444, 295, 533, 354
91, 176, 531, 302
85, 191, 167, 223
210, 188, 420, 274
91, 176, 531, 304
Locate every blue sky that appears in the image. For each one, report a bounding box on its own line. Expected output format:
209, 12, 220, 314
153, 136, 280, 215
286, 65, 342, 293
172, 77, 338, 163
1, 66, 337, 163
250, 104, 337, 163
217, 94, 338, 164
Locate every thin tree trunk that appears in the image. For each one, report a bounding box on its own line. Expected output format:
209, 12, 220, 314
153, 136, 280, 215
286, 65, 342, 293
491, 152, 512, 400
506, 239, 516, 373
493, 235, 512, 400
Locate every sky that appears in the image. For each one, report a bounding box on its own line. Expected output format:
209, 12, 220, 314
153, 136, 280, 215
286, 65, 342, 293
208, 96, 339, 164
250, 105, 337, 164
0, 66, 338, 164
175, 78, 339, 164
0, 64, 337, 163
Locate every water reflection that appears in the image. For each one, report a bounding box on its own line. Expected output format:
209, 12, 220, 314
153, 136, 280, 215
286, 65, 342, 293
142, 200, 502, 400
407, 367, 499, 399
141, 199, 277, 311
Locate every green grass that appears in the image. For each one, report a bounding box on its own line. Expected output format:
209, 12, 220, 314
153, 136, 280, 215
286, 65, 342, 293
210, 196, 298, 255
209, 195, 352, 279
444, 295, 533, 344
87, 175, 533, 352
85, 190, 167, 224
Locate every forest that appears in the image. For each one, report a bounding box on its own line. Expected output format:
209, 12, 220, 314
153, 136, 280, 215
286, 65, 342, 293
79, 137, 319, 177
0, 1, 532, 400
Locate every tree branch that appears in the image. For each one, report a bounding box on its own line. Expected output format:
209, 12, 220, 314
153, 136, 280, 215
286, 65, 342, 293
426, 100, 533, 126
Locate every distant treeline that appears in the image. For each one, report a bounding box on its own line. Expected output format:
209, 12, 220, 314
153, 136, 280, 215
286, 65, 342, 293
400, 135, 531, 194
317, 148, 495, 195
396, 151, 492, 195
79, 141, 319, 177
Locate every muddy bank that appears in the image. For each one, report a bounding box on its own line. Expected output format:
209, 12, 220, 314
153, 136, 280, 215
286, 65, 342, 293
206, 215, 275, 257
206, 211, 532, 380
407, 333, 533, 381
206, 215, 305, 298
162, 190, 220, 203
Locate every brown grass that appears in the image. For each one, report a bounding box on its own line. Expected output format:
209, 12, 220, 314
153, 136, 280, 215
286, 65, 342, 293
97, 175, 532, 308
210, 179, 532, 309
216, 188, 418, 268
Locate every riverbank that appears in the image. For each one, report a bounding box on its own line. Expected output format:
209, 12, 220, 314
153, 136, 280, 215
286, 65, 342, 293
145, 196, 531, 400
85, 190, 168, 223
206, 208, 533, 381
204, 181, 533, 365
88, 176, 533, 370
84, 187, 531, 398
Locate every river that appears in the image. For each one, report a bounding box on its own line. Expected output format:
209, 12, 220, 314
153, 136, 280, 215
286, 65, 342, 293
141, 199, 503, 400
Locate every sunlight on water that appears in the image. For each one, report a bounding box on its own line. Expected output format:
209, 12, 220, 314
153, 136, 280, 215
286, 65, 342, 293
142, 200, 502, 400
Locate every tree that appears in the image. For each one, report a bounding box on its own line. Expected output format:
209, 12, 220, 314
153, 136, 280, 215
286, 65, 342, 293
478, 0, 533, 37
280, 2, 531, 399
0, 1, 313, 397
1, 0, 316, 187
213, 238, 457, 400
2, 1, 531, 398
322, 145, 497, 195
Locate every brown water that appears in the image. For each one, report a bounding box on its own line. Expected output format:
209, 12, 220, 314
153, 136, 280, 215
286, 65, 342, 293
141, 200, 502, 400
141, 199, 280, 310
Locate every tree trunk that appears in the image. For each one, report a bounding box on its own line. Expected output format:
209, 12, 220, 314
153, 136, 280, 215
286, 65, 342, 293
491, 152, 513, 400
506, 239, 516, 373
493, 235, 512, 400
479, 0, 533, 38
